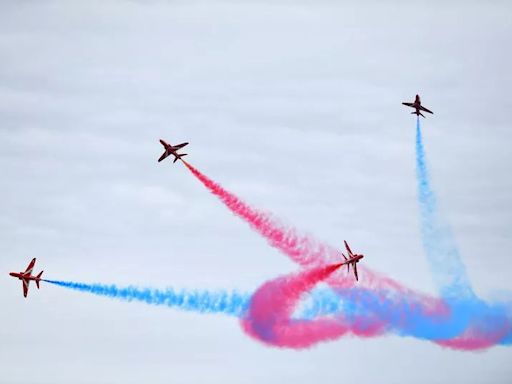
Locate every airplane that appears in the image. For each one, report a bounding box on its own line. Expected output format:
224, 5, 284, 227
9, 258, 44, 298
340, 240, 364, 281
158, 139, 189, 163
402, 94, 433, 118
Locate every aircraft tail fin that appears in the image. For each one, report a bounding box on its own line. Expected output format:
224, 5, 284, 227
173, 154, 187, 163
36, 271, 43, 288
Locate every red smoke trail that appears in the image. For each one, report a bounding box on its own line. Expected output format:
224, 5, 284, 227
241, 263, 357, 348
182, 161, 511, 350
182, 160, 330, 266
182, 161, 404, 293
243, 268, 508, 350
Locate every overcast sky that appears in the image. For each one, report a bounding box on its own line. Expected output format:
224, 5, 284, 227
1, 1, 511, 383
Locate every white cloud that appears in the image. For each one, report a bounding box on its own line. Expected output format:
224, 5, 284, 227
1, 1, 511, 383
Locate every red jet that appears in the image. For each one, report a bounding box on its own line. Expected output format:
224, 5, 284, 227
340, 241, 364, 281
402, 94, 433, 118
158, 139, 189, 163
9, 258, 44, 298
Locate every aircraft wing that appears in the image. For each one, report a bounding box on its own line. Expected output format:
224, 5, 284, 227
419, 105, 433, 114
158, 151, 169, 162
354, 264, 359, 281
402, 102, 414, 107
24, 258, 36, 275
173, 142, 189, 149
344, 240, 353, 256
23, 279, 30, 298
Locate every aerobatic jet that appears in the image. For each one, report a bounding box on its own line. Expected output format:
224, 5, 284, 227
340, 241, 364, 281
402, 94, 433, 118
158, 139, 189, 163
9, 258, 44, 298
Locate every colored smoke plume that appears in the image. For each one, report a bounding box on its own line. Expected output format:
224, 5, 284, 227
241, 263, 371, 348
238, 119, 511, 350
246, 269, 512, 350
44, 279, 248, 317
182, 160, 402, 293
182, 160, 334, 267
44, 275, 512, 351
415, 118, 474, 299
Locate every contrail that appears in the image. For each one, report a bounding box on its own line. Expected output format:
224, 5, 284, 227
415, 118, 475, 299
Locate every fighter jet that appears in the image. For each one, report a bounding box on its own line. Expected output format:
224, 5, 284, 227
9, 258, 44, 298
340, 241, 364, 281
402, 94, 433, 118
158, 139, 189, 163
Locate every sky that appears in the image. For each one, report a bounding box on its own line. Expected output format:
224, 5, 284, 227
1, 1, 512, 383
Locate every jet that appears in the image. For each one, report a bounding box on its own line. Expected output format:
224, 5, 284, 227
158, 139, 189, 163
340, 240, 364, 281
9, 258, 44, 298
402, 94, 433, 118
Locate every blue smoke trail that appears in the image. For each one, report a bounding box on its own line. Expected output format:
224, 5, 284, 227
302, 287, 512, 346
285, 119, 512, 347
290, 120, 512, 346
44, 280, 249, 317
44, 279, 512, 347
415, 118, 474, 299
